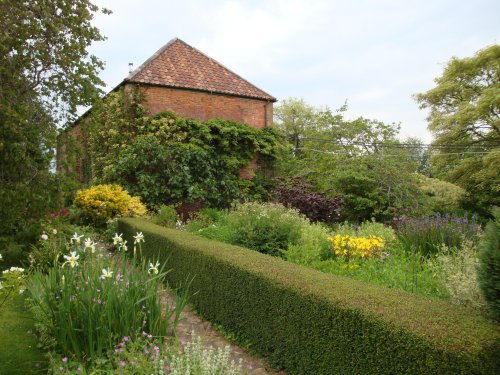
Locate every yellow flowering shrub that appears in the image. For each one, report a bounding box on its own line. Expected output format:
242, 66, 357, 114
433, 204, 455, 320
328, 234, 384, 261
128, 196, 148, 217
74, 184, 146, 221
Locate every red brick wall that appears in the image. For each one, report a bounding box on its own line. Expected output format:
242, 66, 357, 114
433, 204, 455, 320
132, 84, 273, 128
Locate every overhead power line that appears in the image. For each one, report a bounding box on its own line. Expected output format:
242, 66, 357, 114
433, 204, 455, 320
299, 137, 500, 150
294, 147, 500, 157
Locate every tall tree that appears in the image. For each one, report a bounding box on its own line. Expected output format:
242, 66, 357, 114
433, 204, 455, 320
273, 97, 316, 151
274, 98, 423, 222
415, 45, 500, 212
0, 0, 109, 237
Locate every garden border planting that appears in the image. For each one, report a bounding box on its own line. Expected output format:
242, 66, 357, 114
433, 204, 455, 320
119, 218, 500, 375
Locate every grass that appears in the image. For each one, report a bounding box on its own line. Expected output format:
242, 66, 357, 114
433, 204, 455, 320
0, 296, 47, 375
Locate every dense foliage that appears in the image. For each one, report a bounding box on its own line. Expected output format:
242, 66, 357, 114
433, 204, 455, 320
82, 91, 280, 209
120, 218, 500, 375
187, 203, 485, 299
0, 0, 108, 241
415, 44, 500, 213
273, 177, 342, 223
478, 208, 500, 321
73, 184, 146, 224
274, 100, 425, 222
192, 202, 309, 257
418, 175, 466, 214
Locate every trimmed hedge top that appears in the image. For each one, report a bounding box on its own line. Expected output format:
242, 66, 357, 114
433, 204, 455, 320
120, 218, 499, 374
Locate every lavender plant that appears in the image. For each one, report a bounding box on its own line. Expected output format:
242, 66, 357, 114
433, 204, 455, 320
393, 213, 481, 257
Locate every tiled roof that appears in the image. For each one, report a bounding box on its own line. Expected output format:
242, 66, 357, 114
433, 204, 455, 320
125, 38, 276, 102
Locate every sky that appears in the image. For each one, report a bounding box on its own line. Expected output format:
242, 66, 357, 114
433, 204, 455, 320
89, 0, 499, 142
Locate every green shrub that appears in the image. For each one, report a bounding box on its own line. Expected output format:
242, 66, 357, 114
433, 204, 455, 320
185, 208, 225, 232
0, 240, 26, 269
222, 202, 310, 257
478, 208, 500, 321
119, 218, 500, 375
418, 176, 466, 214
152, 205, 180, 228
111, 135, 242, 210
284, 222, 331, 264
28, 235, 66, 273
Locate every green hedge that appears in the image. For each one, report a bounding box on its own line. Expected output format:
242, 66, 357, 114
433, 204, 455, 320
119, 218, 500, 375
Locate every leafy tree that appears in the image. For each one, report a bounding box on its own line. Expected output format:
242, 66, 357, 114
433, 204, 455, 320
402, 137, 432, 176
418, 176, 466, 214
273, 97, 317, 151
0, 0, 109, 119
274, 99, 423, 222
0, 1, 109, 239
415, 45, 500, 212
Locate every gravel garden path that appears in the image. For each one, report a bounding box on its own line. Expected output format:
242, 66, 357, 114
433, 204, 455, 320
160, 289, 287, 375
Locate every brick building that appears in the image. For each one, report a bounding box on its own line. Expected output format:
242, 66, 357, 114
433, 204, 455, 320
59, 38, 277, 181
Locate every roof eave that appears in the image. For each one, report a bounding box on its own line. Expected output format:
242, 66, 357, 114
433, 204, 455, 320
123, 79, 277, 102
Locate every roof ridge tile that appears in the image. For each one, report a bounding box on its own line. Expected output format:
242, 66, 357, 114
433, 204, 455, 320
125, 38, 276, 102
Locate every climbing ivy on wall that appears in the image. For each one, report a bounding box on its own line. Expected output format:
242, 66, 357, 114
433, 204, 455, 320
83, 87, 280, 209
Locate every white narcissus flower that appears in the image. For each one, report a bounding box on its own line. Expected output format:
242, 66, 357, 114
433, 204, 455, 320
52, 229, 58, 235
41, 233, 49, 241
119, 240, 128, 252
112, 233, 123, 245
71, 233, 84, 244
84, 238, 97, 253
148, 261, 160, 275
133, 232, 145, 244
100, 268, 113, 280
63, 251, 80, 268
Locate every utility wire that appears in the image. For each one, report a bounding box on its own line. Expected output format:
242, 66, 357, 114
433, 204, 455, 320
299, 137, 500, 150
295, 147, 500, 157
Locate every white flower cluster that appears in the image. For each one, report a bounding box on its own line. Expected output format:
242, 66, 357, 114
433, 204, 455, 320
169, 333, 243, 375
2, 266, 25, 274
